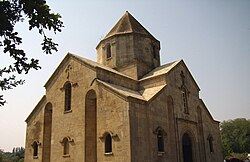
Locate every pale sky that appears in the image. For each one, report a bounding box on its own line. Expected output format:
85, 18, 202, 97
0, 0, 250, 152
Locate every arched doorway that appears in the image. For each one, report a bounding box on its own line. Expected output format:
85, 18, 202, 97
85, 90, 97, 162
182, 133, 193, 162
42, 103, 52, 162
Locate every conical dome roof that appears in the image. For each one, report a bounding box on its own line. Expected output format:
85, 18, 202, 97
104, 11, 158, 41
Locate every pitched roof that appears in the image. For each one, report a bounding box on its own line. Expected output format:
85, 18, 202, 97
44, 53, 137, 88
71, 54, 135, 79
104, 11, 158, 40
97, 79, 166, 103
140, 60, 200, 91
140, 60, 181, 80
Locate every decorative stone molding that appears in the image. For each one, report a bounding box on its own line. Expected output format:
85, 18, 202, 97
153, 126, 167, 136
31, 140, 41, 147
60, 81, 78, 91
59, 136, 74, 144
99, 131, 118, 140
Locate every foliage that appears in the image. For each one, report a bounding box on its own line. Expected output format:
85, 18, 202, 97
220, 118, 250, 157
0, 0, 63, 106
0, 147, 24, 162
225, 152, 248, 161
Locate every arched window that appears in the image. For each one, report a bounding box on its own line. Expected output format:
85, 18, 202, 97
63, 137, 69, 155
64, 82, 72, 111
154, 127, 166, 154
157, 130, 164, 152
32, 141, 39, 157
106, 44, 111, 59
207, 135, 214, 153
105, 133, 112, 154
60, 137, 73, 157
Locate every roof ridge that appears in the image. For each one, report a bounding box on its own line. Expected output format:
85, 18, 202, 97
126, 11, 133, 33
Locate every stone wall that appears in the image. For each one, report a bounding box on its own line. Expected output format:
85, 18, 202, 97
24, 97, 46, 162
25, 57, 132, 162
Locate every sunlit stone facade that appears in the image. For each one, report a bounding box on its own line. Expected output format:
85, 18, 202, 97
24, 11, 223, 162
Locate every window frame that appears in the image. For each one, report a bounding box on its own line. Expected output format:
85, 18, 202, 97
64, 82, 72, 112
60, 137, 74, 158
106, 44, 111, 59
153, 127, 167, 156
157, 130, 165, 153
63, 138, 70, 156
32, 141, 39, 159
104, 133, 112, 155
207, 135, 214, 153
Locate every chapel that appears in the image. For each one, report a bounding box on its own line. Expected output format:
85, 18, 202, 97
24, 11, 223, 162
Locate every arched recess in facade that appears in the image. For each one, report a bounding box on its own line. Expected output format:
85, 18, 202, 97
182, 133, 194, 162
42, 102, 53, 162
167, 95, 178, 161
85, 89, 97, 162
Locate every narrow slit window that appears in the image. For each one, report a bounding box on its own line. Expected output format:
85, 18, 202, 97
64, 82, 72, 111
105, 133, 112, 153
63, 138, 69, 155
208, 135, 214, 153
32, 141, 38, 157
106, 44, 111, 59
157, 130, 164, 152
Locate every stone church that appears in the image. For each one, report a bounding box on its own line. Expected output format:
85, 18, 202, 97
24, 11, 223, 162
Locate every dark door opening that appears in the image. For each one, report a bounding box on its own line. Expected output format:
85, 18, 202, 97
182, 133, 193, 162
